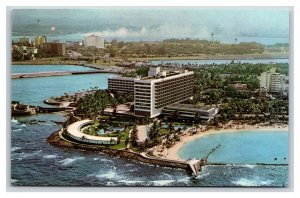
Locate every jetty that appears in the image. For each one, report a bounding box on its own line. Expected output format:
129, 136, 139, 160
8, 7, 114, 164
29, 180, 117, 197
37, 106, 73, 113
12, 69, 122, 79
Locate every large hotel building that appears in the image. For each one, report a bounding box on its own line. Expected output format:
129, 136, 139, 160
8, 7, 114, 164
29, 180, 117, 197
108, 67, 194, 118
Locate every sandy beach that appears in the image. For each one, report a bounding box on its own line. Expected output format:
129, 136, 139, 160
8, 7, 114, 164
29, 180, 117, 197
153, 122, 289, 162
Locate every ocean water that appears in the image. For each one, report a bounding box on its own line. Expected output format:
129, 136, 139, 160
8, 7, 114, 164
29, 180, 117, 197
10, 64, 289, 187
12, 65, 95, 74
151, 59, 289, 66
178, 130, 288, 164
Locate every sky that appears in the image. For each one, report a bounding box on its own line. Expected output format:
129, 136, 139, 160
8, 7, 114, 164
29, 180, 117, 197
11, 8, 290, 42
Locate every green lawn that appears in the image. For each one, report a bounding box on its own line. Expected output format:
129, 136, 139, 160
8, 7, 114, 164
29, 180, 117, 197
107, 128, 129, 150
158, 128, 169, 136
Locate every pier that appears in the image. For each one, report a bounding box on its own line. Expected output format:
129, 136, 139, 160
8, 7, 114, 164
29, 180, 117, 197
37, 106, 74, 113
12, 69, 122, 79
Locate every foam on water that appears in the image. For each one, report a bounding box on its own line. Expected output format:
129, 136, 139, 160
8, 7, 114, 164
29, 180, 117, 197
95, 169, 119, 180
59, 157, 85, 166
22, 150, 42, 158
124, 163, 134, 167
11, 179, 18, 184
118, 180, 144, 185
11, 118, 18, 123
231, 177, 272, 186
11, 147, 21, 152
12, 129, 22, 132
43, 155, 58, 159
177, 176, 191, 184
151, 180, 175, 186
195, 172, 210, 180
100, 158, 113, 163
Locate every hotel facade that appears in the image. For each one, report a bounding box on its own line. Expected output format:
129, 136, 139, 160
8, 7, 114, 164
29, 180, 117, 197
260, 68, 288, 95
108, 67, 194, 118
84, 35, 105, 49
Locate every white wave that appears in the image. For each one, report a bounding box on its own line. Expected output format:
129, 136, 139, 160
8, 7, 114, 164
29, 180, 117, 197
93, 158, 98, 161
124, 163, 134, 167
106, 181, 116, 186
151, 180, 175, 186
11, 118, 18, 123
43, 155, 58, 159
12, 129, 22, 132
242, 164, 256, 169
11, 147, 21, 152
119, 180, 144, 185
11, 179, 18, 184
59, 157, 85, 166
125, 168, 140, 173
96, 170, 117, 180
20, 124, 26, 127
195, 172, 210, 180
177, 177, 191, 184
22, 150, 42, 158
231, 178, 272, 186
100, 158, 113, 163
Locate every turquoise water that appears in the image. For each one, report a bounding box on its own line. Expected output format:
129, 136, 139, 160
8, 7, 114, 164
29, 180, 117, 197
160, 124, 192, 131
97, 127, 125, 135
12, 65, 95, 74
178, 130, 288, 164
12, 73, 117, 106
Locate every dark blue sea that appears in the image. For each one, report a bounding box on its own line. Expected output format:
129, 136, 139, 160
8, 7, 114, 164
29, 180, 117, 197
10, 64, 289, 187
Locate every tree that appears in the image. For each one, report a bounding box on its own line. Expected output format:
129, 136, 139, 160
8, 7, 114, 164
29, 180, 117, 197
130, 125, 138, 147
76, 90, 111, 120
167, 122, 174, 133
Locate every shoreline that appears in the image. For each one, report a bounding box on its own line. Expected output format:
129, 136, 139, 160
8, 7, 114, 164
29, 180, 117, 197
12, 52, 288, 65
153, 124, 289, 161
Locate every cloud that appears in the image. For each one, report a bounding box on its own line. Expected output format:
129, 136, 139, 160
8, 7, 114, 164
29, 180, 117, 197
85, 27, 147, 38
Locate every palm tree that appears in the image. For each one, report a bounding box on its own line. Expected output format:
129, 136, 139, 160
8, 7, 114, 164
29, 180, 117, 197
167, 122, 174, 133
130, 125, 138, 147
76, 90, 112, 121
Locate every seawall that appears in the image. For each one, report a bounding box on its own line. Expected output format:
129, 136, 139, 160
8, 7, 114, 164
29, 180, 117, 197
47, 130, 192, 173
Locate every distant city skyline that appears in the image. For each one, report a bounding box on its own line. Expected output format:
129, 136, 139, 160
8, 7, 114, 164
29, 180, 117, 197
11, 8, 289, 43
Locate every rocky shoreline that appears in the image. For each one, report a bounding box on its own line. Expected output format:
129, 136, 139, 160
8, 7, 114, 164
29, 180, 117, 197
47, 130, 196, 174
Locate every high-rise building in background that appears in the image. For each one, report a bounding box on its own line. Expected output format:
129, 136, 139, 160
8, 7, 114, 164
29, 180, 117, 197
84, 35, 104, 49
35, 36, 47, 47
260, 68, 288, 95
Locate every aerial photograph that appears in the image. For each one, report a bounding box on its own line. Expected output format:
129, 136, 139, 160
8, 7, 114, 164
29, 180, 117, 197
10, 8, 289, 187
